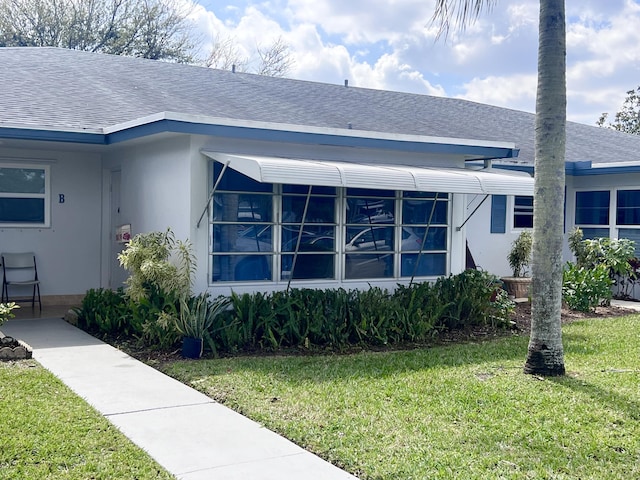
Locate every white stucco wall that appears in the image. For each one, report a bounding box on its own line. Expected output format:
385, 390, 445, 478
0, 147, 102, 297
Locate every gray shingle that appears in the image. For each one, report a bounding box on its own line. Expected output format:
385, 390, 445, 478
2, 46, 640, 165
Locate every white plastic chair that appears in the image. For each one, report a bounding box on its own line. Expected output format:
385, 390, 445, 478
1, 252, 41, 310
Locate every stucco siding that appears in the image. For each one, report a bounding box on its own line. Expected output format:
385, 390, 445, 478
0, 148, 102, 296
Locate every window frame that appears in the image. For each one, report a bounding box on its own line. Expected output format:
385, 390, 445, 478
0, 163, 51, 228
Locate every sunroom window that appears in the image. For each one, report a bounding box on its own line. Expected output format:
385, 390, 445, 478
209, 165, 451, 283
281, 185, 336, 280
344, 188, 395, 279
211, 164, 274, 282
401, 192, 448, 277
0, 165, 50, 227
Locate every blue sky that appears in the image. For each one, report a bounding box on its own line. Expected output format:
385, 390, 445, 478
187, 0, 640, 126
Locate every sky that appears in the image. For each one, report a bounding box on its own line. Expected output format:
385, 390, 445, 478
185, 0, 640, 127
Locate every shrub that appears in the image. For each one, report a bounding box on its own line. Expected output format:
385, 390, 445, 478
508, 230, 533, 277
562, 263, 613, 312
0, 302, 18, 327
206, 270, 513, 355
117, 228, 195, 302
569, 227, 635, 276
76, 288, 135, 335
116, 228, 198, 348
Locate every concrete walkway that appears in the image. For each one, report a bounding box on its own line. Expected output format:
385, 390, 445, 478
2, 316, 358, 480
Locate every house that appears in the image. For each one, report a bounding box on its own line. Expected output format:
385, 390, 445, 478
0, 47, 637, 305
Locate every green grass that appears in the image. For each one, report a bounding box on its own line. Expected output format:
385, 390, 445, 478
164, 315, 640, 480
0, 360, 174, 480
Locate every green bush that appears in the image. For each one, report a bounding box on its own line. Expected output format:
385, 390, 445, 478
569, 227, 635, 276
562, 263, 613, 312
0, 302, 18, 327
76, 287, 180, 349
206, 270, 513, 355
76, 288, 134, 335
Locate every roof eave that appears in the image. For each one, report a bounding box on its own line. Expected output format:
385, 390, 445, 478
0, 112, 519, 159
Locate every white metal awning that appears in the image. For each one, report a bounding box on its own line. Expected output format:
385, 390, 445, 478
202, 152, 533, 196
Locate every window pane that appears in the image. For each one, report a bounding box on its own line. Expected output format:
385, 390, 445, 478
514, 196, 533, 228
281, 254, 335, 280
213, 193, 272, 222
617, 190, 640, 225
346, 226, 394, 251
212, 255, 272, 282
580, 228, 609, 240
401, 254, 447, 277
346, 198, 394, 224
282, 196, 335, 223
213, 225, 272, 253
618, 228, 640, 257
0, 168, 45, 194
401, 227, 446, 251
0, 198, 45, 223
346, 188, 395, 197
345, 253, 393, 279
283, 185, 335, 195
282, 226, 335, 252
402, 199, 448, 224
576, 191, 609, 225
213, 163, 272, 192
403, 191, 444, 199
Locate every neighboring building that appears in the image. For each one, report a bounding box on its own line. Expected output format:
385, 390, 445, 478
0, 47, 637, 304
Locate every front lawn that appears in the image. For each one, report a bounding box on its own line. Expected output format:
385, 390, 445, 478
163, 315, 640, 480
0, 360, 173, 479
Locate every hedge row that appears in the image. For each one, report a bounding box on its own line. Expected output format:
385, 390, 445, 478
77, 269, 514, 355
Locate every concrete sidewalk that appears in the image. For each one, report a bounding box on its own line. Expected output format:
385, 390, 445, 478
2, 316, 358, 480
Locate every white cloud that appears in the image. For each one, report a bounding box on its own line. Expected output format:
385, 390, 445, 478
459, 74, 537, 113
188, 0, 640, 125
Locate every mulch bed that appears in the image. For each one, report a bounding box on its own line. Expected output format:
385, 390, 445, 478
511, 301, 636, 333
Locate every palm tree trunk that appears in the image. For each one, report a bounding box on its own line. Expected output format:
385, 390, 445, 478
524, 0, 566, 376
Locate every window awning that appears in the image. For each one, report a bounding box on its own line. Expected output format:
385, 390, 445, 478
202, 152, 534, 196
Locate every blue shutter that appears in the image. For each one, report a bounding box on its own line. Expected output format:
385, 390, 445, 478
491, 195, 507, 234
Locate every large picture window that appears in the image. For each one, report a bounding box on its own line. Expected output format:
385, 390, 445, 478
0, 164, 50, 227
209, 164, 451, 283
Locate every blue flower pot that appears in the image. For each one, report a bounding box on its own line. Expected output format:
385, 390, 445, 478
182, 336, 203, 359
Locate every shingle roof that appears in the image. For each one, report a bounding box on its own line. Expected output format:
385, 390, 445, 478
2, 46, 640, 166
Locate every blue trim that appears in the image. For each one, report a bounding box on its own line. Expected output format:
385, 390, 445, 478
0, 127, 104, 144
497, 161, 640, 177
570, 165, 640, 176
106, 119, 519, 156
1, 120, 518, 158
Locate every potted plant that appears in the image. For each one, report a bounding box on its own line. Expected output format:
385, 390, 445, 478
502, 230, 533, 298
174, 293, 231, 359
